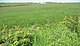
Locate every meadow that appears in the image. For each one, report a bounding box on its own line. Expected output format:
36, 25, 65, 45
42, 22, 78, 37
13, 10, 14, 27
0, 3, 80, 46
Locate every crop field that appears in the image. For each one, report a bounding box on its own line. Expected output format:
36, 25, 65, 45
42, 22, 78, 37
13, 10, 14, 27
0, 3, 80, 46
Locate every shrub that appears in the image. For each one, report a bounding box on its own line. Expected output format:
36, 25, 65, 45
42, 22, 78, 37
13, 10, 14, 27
63, 15, 80, 37
0, 26, 34, 46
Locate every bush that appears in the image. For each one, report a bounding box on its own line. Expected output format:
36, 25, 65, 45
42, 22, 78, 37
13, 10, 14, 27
63, 15, 80, 37
0, 26, 34, 46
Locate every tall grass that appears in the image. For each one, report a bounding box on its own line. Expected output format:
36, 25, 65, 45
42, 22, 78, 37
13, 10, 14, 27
0, 3, 80, 46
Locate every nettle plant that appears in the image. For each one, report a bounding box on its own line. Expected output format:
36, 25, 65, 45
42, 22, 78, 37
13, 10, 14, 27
63, 15, 80, 37
0, 26, 34, 46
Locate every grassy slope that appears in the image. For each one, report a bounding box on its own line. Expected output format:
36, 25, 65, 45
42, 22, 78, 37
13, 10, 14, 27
0, 3, 80, 46
0, 3, 80, 26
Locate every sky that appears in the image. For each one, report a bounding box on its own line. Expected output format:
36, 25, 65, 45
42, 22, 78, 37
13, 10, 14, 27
0, 0, 80, 2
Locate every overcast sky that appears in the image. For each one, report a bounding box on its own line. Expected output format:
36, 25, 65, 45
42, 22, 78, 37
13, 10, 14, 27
0, 0, 80, 2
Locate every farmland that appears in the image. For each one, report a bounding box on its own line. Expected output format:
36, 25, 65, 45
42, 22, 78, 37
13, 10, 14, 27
0, 3, 80, 46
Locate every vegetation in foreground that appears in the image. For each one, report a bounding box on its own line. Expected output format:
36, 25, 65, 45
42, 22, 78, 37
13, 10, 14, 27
0, 3, 80, 46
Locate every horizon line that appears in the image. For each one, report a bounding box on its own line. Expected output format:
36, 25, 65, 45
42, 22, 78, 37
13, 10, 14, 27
0, 1, 80, 3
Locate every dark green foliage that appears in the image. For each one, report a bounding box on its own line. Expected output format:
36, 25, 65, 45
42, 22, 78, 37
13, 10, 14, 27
0, 26, 34, 46
63, 15, 80, 37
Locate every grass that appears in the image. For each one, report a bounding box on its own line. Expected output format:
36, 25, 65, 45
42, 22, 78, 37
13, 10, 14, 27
0, 3, 80, 46
0, 3, 80, 26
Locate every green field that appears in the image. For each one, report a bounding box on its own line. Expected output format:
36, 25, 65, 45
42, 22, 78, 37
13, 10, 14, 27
0, 3, 80, 46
